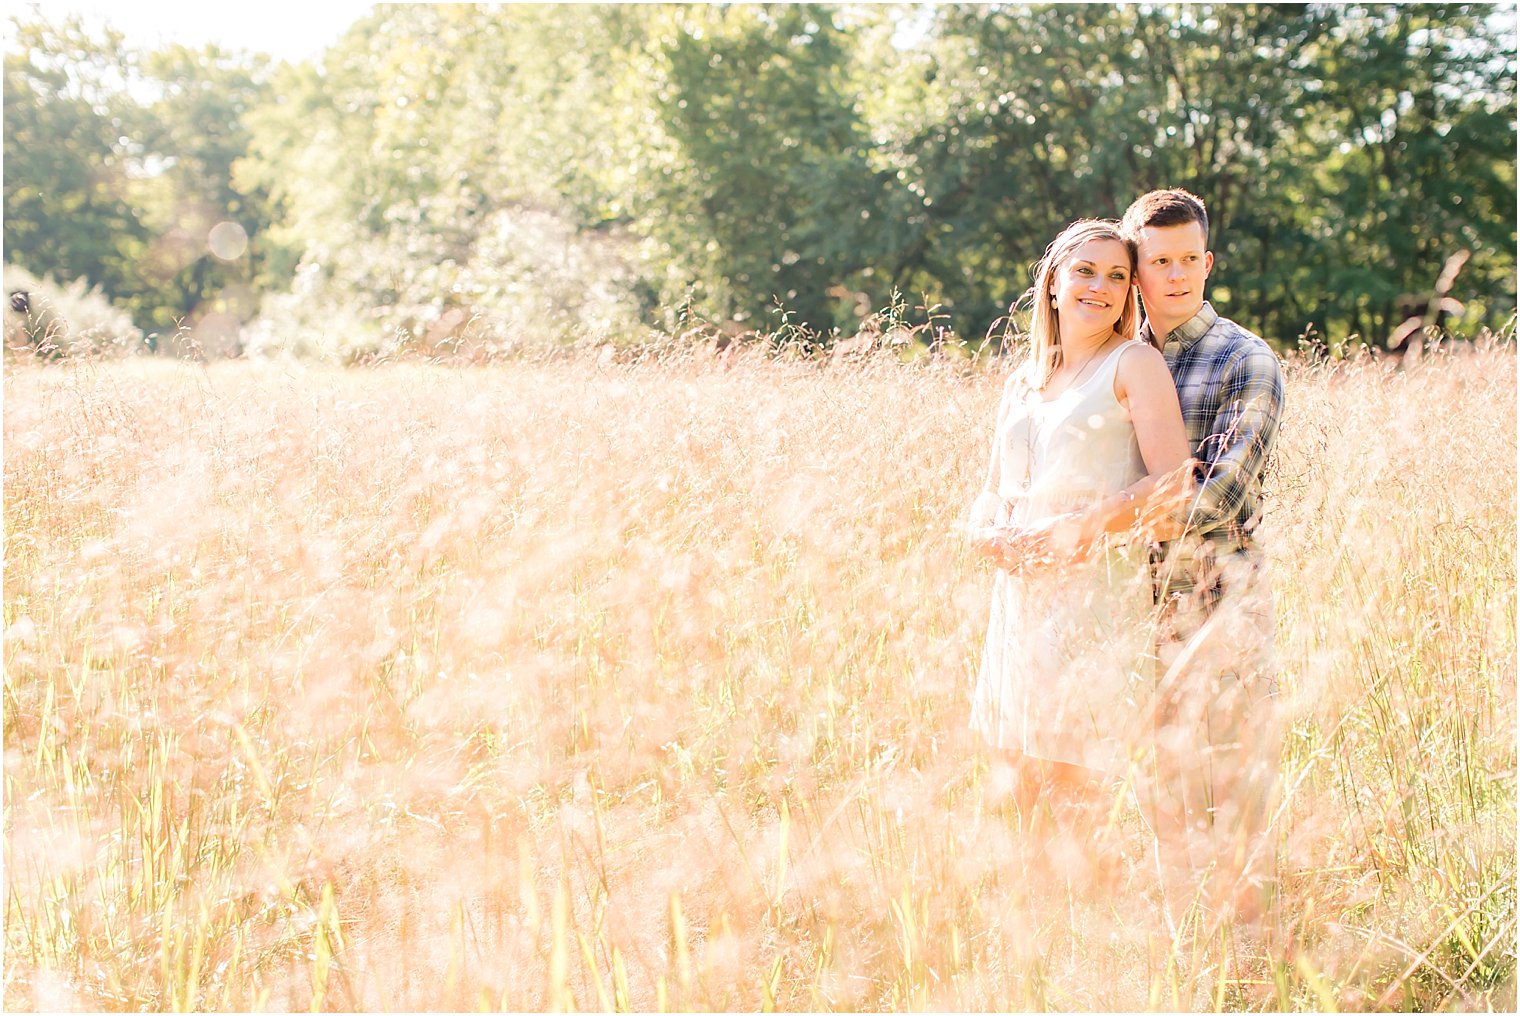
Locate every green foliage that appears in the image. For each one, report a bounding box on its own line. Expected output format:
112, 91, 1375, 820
3, 18, 149, 313
859, 3, 1516, 346
636, 5, 895, 337
1303, 4, 1518, 344
132, 44, 276, 338
236, 5, 658, 356
3, 15, 281, 346
4, 3, 1516, 358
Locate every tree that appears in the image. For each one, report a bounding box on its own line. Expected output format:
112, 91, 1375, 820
632, 4, 895, 337
20, 3, 1505, 357
1304, 3, 1517, 346
3, 16, 149, 313
846, 3, 1514, 347
236, 5, 660, 355
133, 43, 276, 341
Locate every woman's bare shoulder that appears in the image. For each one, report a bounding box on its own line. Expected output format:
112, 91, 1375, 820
1115, 340, 1171, 382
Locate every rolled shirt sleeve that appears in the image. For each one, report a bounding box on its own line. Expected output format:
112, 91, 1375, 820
1171, 343, 1284, 539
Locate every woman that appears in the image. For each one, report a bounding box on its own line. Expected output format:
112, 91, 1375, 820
969, 219, 1192, 797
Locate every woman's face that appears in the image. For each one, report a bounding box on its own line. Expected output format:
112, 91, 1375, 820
1049, 237, 1132, 334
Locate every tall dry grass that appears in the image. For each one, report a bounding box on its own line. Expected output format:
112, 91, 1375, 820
3, 342, 1514, 1011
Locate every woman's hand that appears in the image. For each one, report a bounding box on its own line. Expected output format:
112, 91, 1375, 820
997, 513, 1093, 572
969, 495, 1096, 573
969, 521, 1062, 574
968, 524, 1016, 568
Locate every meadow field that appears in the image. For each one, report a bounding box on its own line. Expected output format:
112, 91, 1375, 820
3, 341, 1515, 1011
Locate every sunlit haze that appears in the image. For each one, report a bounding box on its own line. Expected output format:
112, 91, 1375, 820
13, 1, 376, 62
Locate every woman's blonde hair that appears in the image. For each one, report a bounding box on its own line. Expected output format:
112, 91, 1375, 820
1022, 219, 1142, 390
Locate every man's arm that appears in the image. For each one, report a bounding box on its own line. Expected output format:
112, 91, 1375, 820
1167, 342, 1285, 539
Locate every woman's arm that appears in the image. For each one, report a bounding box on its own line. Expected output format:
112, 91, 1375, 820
1088, 341, 1195, 543
1009, 344, 1193, 562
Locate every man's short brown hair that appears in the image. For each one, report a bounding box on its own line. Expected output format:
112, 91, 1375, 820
1121, 189, 1209, 244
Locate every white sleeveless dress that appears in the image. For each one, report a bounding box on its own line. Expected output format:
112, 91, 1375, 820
971, 340, 1155, 772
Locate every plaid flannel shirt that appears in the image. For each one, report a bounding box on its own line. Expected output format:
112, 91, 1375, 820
1143, 303, 1284, 601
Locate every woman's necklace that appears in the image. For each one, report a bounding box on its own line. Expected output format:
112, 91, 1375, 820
1019, 337, 1116, 491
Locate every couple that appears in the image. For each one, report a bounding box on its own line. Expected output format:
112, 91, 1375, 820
969, 189, 1285, 929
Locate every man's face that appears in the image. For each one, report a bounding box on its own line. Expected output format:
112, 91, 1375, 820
1134, 221, 1214, 334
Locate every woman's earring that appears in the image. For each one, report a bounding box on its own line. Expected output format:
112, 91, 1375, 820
1050, 296, 1058, 310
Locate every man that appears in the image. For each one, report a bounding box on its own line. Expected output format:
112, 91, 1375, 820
1119, 188, 1286, 937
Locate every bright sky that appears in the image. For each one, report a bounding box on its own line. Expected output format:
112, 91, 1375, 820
10, 1, 378, 63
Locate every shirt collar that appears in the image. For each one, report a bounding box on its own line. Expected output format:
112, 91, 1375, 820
1146, 302, 1218, 351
